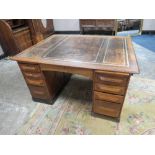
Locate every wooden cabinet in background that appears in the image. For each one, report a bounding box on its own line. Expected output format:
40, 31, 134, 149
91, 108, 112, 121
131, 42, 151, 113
0, 20, 30, 56
28, 19, 54, 44
13, 27, 32, 51
80, 19, 117, 35
0, 19, 54, 56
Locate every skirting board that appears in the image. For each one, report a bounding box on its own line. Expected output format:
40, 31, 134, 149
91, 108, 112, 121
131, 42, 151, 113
55, 31, 80, 34
55, 30, 115, 35
142, 30, 155, 35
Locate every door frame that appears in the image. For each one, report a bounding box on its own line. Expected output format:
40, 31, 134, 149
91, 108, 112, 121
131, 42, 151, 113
115, 19, 143, 36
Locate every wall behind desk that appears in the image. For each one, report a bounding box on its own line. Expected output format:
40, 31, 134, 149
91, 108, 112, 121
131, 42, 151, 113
52, 19, 155, 32
53, 19, 80, 31
143, 19, 155, 31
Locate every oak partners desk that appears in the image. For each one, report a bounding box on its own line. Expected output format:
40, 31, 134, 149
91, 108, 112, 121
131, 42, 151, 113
11, 35, 139, 120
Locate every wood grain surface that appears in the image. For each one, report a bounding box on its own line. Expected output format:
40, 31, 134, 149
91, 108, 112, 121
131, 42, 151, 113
11, 35, 139, 74
11, 34, 139, 119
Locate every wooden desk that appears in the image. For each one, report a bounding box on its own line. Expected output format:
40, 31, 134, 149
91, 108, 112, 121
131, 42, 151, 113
11, 35, 139, 120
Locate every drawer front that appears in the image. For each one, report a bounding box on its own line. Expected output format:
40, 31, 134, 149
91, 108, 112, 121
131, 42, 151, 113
94, 91, 124, 104
29, 85, 49, 99
23, 72, 43, 80
94, 83, 126, 95
95, 73, 128, 86
96, 19, 115, 26
26, 78, 45, 86
19, 63, 40, 72
93, 100, 121, 117
95, 71, 129, 86
80, 19, 96, 26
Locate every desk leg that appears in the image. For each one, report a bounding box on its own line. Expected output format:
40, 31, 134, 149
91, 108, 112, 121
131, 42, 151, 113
18, 62, 71, 104
92, 70, 131, 120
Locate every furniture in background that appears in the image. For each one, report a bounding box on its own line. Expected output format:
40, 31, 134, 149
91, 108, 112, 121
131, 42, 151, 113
28, 19, 54, 44
117, 19, 126, 31
0, 19, 54, 56
125, 19, 141, 30
0, 19, 32, 56
11, 35, 139, 121
117, 19, 141, 32
80, 19, 117, 35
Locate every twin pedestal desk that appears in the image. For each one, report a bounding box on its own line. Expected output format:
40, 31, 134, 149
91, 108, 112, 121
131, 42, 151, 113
11, 35, 139, 121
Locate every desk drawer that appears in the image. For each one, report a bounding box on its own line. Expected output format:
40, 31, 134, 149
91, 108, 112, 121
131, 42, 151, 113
23, 72, 43, 80
26, 78, 45, 86
29, 85, 49, 99
95, 71, 129, 86
93, 100, 121, 117
94, 83, 126, 95
94, 91, 124, 104
19, 63, 40, 72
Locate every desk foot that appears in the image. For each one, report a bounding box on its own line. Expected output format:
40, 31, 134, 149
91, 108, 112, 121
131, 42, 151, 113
32, 97, 54, 105
91, 111, 120, 122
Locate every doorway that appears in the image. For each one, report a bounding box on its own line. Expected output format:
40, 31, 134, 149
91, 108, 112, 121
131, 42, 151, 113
116, 19, 143, 36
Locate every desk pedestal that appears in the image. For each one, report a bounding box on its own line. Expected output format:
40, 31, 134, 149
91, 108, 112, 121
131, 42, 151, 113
18, 62, 130, 119
18, 62, 71, 104
93, 71, 130, 119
